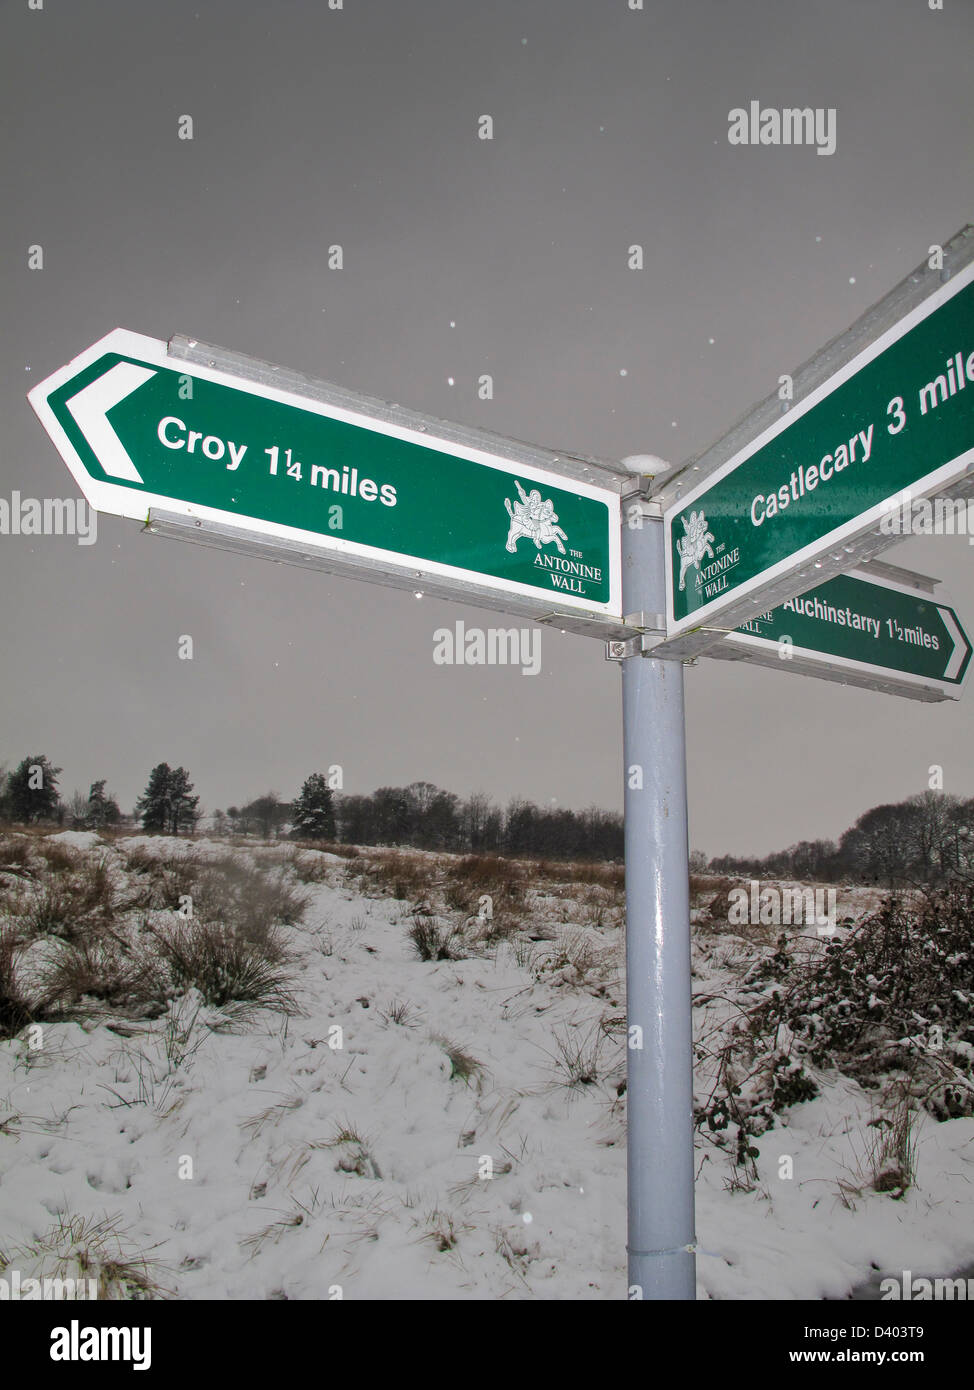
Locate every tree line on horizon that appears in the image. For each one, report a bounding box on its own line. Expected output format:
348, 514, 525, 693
705, 790, 974, 888
2, 754, 972, 882
0, 755, 623, 861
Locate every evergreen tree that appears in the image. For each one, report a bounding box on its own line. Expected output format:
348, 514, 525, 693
135, 764, 199, 835
87, 779, 121, 828
7, 754, 62, 823
135, 763, 173, 832
292, 773, 336, 841
168, 767, 200, 835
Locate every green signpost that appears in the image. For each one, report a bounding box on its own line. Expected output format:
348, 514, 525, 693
28, 329, 625, 636
712, 561, 972, 701
24, 235, 974, 1304
660, 246, 974, 651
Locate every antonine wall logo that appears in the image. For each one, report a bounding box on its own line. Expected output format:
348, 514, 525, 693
504, 480, 568, 555
677, 509, 715, 591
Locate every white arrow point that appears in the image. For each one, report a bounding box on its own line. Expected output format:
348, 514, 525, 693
64, 362, 156, 483
939, 605, 970, 681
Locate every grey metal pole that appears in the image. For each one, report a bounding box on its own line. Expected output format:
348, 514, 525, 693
621, 506, 696, 1299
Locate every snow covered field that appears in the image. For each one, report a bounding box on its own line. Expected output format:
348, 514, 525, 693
1, 830, 972, 1300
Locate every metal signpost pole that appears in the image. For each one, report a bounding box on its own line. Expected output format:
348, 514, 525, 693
620, 503, 696, 1299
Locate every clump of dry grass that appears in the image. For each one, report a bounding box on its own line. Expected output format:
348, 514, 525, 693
34, 840, 78, 875
702, 878, 746, 928
533, 859, 624, 890
0, 1212, 172, 1299
531, 928, 604, 987
379, 998, 418, 1027
288, 852, 332, 884
432, 1035, 487, 1089
121, 848, 202, 912
21, 880, 77, 937
151, 920, 297, 1012
357, 851, 435, 902
17, 857, 118, 940
447, 855, 525, 910
43, 937, 166, 1016
494, 1224, 538, 1274
327, 1121, 382, 1179
545, 1021, 608, 1090
0, 930, 40, 1038
443, 879, 472, 913
192, 857, 309, 947
407, 915, 461, 961
0, 837, 31, 872
417, 1206, 469, 1253
866, 1085, 919, 1198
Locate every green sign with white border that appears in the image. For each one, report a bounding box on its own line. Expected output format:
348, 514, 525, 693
713, 565, 971, 701
29, 329, 622, 631
666, 262, 974, 638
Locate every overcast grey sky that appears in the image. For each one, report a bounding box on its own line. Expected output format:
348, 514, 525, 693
2, 0, 972, 857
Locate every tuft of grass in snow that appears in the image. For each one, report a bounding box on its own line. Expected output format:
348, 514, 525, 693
417, 1206, 469, 1253
546, 1021, 607, 1090
379, 998, 417, 1027
288, 852, 332, 884
407, 916, 457, 962
20, 881, 78, 938
239, 1210, 305, 1256
34, 840, 78, 875
0, 929, 43, 1038
240, 1092, 305, 1137
532, 928, 602, 986
358, 851, 434, 902
865, 1084, 919, 1199
192, 857, 309, 945
150, 919, 297, 1013
494, 1224, 538, 1275
326, 1120, 382, 1179
0, 836, 30, 871
0, 1213, 172, 1300
42, 936, 165, 1016
443, 879, 472, 913
510, 937, 536, 970
432, 1035, 487, 1090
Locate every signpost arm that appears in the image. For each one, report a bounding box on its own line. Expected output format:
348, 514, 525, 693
621, 505, 697, 1299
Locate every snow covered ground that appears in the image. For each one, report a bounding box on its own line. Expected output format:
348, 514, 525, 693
1, 832, 972, 1300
